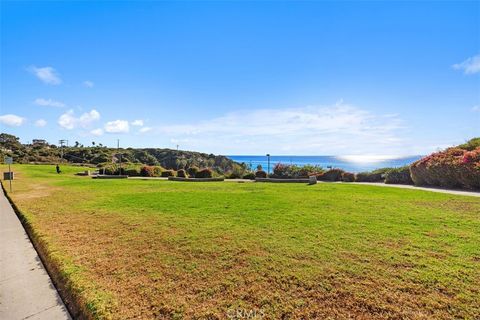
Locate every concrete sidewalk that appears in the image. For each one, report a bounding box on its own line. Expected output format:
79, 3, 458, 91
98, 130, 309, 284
0, 190, 71, 320
349, 182, 480, 197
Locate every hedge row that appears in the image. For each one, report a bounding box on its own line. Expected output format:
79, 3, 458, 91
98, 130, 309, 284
410, 146, 480, 190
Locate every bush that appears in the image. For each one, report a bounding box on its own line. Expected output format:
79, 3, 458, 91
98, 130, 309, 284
458, 137, 480, 151
410, 146, 480, 190
255, 170, 267, 178
140, 166, 155, 177
153, 166, 163, 177
271, 163, 323, 179
243, 172, 256, 180
177, 169, 188, 178
125, 168, 141, 176
341, 172, 355, 182
187, 166, 199, 178
384, 166, 413, 185
318, 169, 344, 181
196, 168, 213, 178
355, 172, 384, 182
161, 170, 175, 177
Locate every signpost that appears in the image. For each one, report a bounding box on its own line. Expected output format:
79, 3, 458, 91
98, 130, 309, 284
4, 156, 13, 192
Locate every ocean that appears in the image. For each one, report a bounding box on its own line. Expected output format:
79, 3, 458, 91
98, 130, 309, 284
228, 155, 423, 173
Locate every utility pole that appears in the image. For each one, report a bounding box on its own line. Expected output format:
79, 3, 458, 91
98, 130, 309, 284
59, 139, 67, 162
266, 154, 271, 176
117, 139, 122, 175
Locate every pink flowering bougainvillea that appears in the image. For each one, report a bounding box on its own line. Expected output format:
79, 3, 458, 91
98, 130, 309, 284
410, 145, 480, 190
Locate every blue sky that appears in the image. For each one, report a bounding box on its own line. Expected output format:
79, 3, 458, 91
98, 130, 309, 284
1, 1, 479, 156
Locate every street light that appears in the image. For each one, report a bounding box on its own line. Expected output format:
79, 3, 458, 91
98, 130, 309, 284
266, 154, 271, 175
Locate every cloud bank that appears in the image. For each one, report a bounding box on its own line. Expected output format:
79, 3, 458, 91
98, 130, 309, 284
159, 102, 406, 155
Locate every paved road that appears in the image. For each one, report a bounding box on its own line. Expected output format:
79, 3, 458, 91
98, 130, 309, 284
0, 189, 71, 320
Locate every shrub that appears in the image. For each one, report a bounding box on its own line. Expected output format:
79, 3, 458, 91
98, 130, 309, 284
196, 168, 213, 178
341, 172, 355, 182
255, 170, 267, 178
458, 137, 480, 151
243, 172, 256, 180
161, 170, 175, 177
355, 172, 384, 182
271, 163, 323, 179
226, 172, 242, 179
102, 164, 119, 175
187, 166, 199, 178
153, 166, 163, 177
410, 146, 480, 190
226, 165, 246, 179
125, 168, 141, 176
384, 166, 413, 185
177, 169, 188, 178
140, 166, 155, 177
318, 169, 344, 181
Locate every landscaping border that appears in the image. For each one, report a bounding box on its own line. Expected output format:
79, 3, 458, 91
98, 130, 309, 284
255, 178, 311, 183
168, 177, 224, 182
92, 175, 128, 179
0, 181, 92, 320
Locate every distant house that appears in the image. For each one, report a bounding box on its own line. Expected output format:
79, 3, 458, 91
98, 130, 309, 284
32, 139, 48, 146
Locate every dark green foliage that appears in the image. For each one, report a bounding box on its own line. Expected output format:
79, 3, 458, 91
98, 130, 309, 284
458, 137, 480, 151
271, 163, 323, 179
177, 169, 188, 178
242, 172, 256, 180
255, 170, 267, 178
187, 166, 199, 178
384, 166, 413, 185
355, 172, 384, 182
318, 169, 344, 181
0, 133, 239, 174
125, 168, 141, 177
196, 168, 213, 178
341, 172, 355, 182
161, 170, 175, 177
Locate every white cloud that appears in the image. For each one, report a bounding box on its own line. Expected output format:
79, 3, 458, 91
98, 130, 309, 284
34, 119, 47, 127
90, 128, 104, 136
131, 119, 144, 126
139, 126, 152, 133
28, 66, 62, 85
34, 98, 65, 107
452, 54, 480, 74
159, 102, 407, 155
472, 105, 480, 112
0, 114, 26, 127
104, 120, 129, 133
83, 80, 94, 88
58, 109, 100, 130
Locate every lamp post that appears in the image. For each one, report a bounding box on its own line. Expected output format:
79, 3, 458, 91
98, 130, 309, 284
266, 154, 270, 175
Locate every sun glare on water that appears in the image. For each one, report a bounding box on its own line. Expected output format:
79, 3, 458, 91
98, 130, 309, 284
338, 155, 400, 163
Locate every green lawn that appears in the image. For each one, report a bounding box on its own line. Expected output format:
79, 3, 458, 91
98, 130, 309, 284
3, 164, 480, 319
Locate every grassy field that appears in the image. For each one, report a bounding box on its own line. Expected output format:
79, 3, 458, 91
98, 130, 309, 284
2, 164, 480, 319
